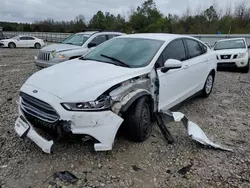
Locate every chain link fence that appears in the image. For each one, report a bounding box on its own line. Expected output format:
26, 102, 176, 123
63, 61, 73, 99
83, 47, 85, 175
3, 31, 250, 45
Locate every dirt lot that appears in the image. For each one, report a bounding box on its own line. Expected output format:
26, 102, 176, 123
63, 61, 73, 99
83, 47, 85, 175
0, 48, 250, 188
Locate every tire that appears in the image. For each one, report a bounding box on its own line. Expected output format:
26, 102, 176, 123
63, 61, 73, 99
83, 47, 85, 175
8, 42, 16, 48
201, 72, 214, 98
34, 43, 41, 49
123, 96, 152, 142
241, 61, 249, 73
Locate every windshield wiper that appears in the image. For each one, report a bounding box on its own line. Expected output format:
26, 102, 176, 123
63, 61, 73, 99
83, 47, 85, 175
65, 42, 74, 45
100, 54, 130, 68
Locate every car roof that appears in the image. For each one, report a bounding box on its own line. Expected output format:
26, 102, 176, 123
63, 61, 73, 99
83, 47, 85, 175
76, 31, 125, 35
118, 33, 195, 42
216, 38, 245, 42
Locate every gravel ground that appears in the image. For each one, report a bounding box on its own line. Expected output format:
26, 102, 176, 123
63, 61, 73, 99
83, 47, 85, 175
0, 48, 250, 188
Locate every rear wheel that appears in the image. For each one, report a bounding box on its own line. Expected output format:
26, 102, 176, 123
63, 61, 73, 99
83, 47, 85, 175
201, 72, 214, 98
34, 43, 41, 49
124, 96, 152, 142
8, 42, 16, 48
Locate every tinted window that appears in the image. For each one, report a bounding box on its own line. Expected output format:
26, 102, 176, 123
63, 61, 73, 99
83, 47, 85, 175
19, 37, 26, 40
91, 35, 107, 45
156, 39, 186, 68
108, 34, 119, 40
26, 37, 35, 40
200, 43, 208, 53
186, 39, 204, 58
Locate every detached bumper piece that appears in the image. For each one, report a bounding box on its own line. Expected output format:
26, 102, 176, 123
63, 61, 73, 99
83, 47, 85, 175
158, 110, 233, 152
15, 116, 54, 153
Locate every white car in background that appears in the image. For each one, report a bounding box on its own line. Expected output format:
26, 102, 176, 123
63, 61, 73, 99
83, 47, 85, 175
214, 38, 250, 73
14, 33, 217, 153
0, 35, 45, 49
34, 31, 125, 68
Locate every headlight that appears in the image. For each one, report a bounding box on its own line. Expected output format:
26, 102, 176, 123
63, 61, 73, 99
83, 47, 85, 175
238, 52, 247, 58
61, 95, 112, 111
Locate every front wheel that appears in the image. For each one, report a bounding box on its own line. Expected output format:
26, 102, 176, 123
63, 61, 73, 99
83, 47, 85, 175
8, 42, 16, 48
124, 96, 152, 142
241, 61, 249, 73
201, 72, 214, 98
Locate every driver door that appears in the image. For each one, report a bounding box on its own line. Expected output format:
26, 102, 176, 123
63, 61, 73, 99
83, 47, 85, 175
156, 38, 192, 110
16, 37, 28, 47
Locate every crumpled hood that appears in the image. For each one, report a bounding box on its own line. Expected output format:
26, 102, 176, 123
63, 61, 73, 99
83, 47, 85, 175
23, 59, 150, 102
41, 43, 82, 52
215, 48, 248, 55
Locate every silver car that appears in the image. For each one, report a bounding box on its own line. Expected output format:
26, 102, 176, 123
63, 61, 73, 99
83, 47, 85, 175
34, 31, 125, 68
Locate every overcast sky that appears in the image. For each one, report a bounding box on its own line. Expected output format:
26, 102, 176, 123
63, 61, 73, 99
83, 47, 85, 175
1, 0, 247, 23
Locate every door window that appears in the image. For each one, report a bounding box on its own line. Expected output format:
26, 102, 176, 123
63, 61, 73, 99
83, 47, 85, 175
185, 39, 204, 58
156, 39, 186, 68
90, 35, 107, 46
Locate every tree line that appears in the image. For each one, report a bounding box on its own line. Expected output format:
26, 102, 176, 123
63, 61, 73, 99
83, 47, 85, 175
1, 0, 250, 34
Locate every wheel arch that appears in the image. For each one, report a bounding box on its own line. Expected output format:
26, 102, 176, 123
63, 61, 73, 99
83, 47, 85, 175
119, 90, 154, 113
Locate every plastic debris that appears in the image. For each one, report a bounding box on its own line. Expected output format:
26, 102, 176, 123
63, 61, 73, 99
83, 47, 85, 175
54, 171, 78, 184
159, 110, 233, 152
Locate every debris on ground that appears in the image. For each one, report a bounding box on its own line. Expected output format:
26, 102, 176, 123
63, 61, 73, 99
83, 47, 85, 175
158, 110, 233, 152
54, 171, 78, 184
178, 163, 193, 175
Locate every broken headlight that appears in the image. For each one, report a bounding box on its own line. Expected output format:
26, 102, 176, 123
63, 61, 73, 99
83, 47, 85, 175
61, 95, 112, 111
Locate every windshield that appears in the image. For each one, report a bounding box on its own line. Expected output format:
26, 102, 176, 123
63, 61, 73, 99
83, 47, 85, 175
214, 39, 246, 50
62, 34, 91, 46
82, 38, 164, 68
12, 36, 19, 39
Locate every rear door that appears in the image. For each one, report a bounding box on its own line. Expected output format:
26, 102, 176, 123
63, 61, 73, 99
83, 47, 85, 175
156, 38, 192, 110
183, 38, 209, 93
26, 36, 36, 47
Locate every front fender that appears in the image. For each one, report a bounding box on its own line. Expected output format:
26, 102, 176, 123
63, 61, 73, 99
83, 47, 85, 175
111, 89, 151, 114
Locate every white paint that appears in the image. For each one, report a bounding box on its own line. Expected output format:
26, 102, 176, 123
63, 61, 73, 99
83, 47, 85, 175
0, 35, 45, 48
15, 33, 218, 153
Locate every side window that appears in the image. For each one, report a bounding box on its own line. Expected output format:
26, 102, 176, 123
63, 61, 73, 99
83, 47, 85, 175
26, 37, 35, 40
91, 35, 107, 46
199, 42, 208, 53
155, 39, 186, 68
19, 37, 26, 40
107, 34, 119, 40
185, 39, 204, 58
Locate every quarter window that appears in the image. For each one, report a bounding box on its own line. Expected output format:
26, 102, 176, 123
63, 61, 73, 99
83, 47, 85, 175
91, 35, 107, 46
185, 39, 204, 58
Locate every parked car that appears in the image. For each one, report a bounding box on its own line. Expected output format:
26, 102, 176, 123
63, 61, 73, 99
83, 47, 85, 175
14, 33, 217, 153
213, 38, 250, 73
34, 31, 125, 68
0, 35, 45, 49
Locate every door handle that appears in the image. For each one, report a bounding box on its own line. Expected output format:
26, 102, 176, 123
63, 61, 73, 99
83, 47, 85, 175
183, 65, 189, 69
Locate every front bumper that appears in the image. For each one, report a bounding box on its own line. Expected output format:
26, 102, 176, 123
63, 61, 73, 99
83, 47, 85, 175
0, 42, 8, 47
14, 84, 124, 153
217, 57, 248, 68
34, 56, 68, 68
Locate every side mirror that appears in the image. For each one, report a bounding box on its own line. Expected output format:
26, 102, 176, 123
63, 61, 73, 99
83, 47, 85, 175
161, 59, 182, 73
248, 45, 250, 49
88, 42, 97, 48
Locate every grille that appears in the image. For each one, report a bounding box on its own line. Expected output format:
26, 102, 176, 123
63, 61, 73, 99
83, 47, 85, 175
220, 55, 231, 59
20, 92, 59, 123
38, 51, 51, 61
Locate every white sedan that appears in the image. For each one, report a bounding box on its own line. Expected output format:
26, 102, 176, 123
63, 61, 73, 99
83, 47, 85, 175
14, 33, 217, 153
0, 35, 45, 49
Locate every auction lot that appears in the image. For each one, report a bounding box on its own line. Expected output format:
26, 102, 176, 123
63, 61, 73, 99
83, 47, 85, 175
0, 48, 250, 188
